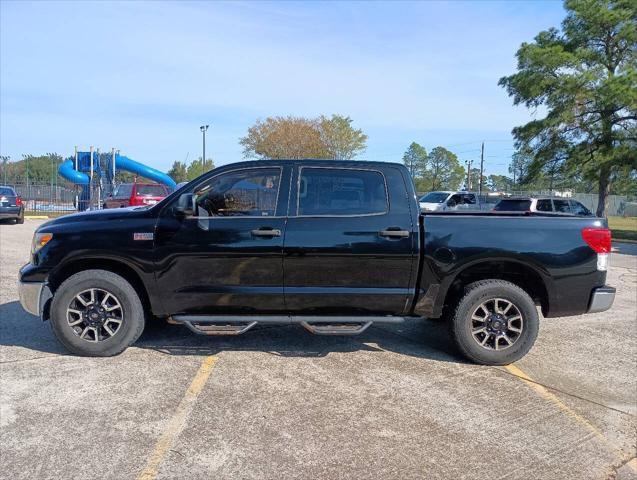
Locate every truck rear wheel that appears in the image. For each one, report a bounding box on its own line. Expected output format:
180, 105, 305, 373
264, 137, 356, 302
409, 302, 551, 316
50, 270, 145, 356
450, 279, 539, 365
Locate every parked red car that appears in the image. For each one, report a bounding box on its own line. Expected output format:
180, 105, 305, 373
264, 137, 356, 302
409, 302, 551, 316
103, 183, 170, 209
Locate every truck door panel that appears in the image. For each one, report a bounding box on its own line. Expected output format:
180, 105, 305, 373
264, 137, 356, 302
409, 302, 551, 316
283, 166, 416, 315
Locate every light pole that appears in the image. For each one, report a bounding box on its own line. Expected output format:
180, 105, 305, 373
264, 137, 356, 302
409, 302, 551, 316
200, 125, 209, 170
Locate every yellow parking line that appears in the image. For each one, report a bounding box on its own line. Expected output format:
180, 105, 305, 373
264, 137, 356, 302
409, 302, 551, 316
137, 355, 218, 480
504, 364, 610, 443
504, 364, 637, 475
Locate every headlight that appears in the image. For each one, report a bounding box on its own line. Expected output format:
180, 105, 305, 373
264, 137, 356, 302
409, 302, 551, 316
31, 232, 53, 255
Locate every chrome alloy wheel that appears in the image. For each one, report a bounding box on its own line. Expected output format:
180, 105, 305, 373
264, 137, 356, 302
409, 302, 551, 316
470, 298, 523, 351
66, 288, 124, 342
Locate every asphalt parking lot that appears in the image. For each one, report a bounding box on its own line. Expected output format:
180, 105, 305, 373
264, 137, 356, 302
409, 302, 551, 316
1, 219, 636, 480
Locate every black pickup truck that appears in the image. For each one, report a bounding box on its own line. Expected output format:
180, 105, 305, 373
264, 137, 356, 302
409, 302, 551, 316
18, 160, 615, 364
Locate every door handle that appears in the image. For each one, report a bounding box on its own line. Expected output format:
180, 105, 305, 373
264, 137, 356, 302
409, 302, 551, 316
251, 228, 282, 237
379, 229, 410, 238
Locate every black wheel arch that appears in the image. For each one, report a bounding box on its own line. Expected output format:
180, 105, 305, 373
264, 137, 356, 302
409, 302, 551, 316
437, 258, 550, 319
47, 257, 155, 320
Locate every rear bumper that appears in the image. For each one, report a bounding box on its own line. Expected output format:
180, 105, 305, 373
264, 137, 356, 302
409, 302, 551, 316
0, 207, 22, 218
587, 286, 615, 313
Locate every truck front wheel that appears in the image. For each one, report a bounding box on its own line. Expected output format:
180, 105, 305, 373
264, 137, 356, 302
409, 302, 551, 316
50, 270, 145, 356
450, 279, 539, 365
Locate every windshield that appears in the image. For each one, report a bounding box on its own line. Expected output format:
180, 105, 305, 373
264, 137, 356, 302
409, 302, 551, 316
136, 185, 167, 196
420, 192, 449, 203
494, 199, 532, 211
0, 187, 16, 196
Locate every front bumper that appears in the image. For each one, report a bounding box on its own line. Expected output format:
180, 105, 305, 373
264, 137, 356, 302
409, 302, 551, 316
587, 286, 616, 313
18, 280, 46, 317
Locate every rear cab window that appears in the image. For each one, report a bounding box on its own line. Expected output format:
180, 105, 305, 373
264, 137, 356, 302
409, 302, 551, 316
493, 199, 532, 212
135, 185, 168, 196
0, 187, 16, 196
298, 168, 388, 216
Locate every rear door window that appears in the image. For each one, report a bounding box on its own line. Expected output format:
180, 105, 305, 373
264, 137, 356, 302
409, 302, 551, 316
536, 199, 553, 212
298, 168, 387, 216
493, 199, 531, 211
553, 199, 571, 213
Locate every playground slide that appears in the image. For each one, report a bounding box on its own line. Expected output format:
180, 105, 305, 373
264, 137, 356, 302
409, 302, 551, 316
58, 159, 90, 185
115, 155, 176, 188
58, 154, 176, 188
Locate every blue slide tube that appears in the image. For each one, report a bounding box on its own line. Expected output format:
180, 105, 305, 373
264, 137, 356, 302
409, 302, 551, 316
58, 159, 90, 185
116, 155, 177, 188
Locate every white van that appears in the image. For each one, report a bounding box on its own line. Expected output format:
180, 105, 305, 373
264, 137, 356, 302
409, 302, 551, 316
419, 191, 478, 212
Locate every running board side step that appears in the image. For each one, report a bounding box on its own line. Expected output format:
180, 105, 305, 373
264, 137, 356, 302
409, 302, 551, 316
170, 315, 407, 336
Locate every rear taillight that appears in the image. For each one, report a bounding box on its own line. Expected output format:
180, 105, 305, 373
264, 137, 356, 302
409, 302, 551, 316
582, 227, 611, 271
15, 196, 22, 206
582, 228, 611, 253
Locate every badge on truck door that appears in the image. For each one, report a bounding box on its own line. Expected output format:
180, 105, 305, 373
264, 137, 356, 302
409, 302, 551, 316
133, 232, 154, 241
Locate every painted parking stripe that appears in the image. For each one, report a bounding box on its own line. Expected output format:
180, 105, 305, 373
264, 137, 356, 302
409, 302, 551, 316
137, 355, 218, 480
504, 364, 636, 473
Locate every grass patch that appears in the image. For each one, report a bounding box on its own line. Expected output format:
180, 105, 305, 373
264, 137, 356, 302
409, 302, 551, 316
25, 211, 70, 218
608, 216, 637, 242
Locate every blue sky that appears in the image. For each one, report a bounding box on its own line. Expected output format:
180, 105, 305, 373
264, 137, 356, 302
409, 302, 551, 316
1, 1, 565, 176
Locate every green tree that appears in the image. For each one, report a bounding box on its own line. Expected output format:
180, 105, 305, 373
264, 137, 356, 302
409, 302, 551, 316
487, 174, 514, 192
402, 142, 428, 178
318, 115, 368, 159
424, 146, 465, 190
499, 0, 637, 216
2, 154, 64, 184
167, 161, 188, 183
186, 157, 215, 180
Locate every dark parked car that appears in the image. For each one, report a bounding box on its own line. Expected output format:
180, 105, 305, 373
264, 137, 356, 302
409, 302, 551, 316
0, 186, 25, 224
103, 182, 170, 209
18, 160, 614, 365
493, 196, 593, 216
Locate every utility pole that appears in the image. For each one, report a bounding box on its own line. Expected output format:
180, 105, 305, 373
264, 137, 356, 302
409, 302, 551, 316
479, 142, 484, 196
465, 160, 473, 190
200, 125, 209, 167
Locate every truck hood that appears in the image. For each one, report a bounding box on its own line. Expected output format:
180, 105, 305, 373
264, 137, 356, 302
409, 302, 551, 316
39, 206, 153, 229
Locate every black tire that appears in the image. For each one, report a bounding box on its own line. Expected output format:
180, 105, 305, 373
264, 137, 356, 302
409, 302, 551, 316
50, 270, 145, 356
449, 279, 539, 366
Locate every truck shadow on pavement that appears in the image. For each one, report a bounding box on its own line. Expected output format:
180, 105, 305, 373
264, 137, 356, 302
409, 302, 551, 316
0, 300, 467, 364
136, 315, 467, 363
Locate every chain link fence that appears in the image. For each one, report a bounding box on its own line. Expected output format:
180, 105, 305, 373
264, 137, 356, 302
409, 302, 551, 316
4, 181, 635, 217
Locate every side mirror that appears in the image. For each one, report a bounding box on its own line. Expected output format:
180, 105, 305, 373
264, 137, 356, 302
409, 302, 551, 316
175, 193, 195, 217
447, 199, 456, 207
